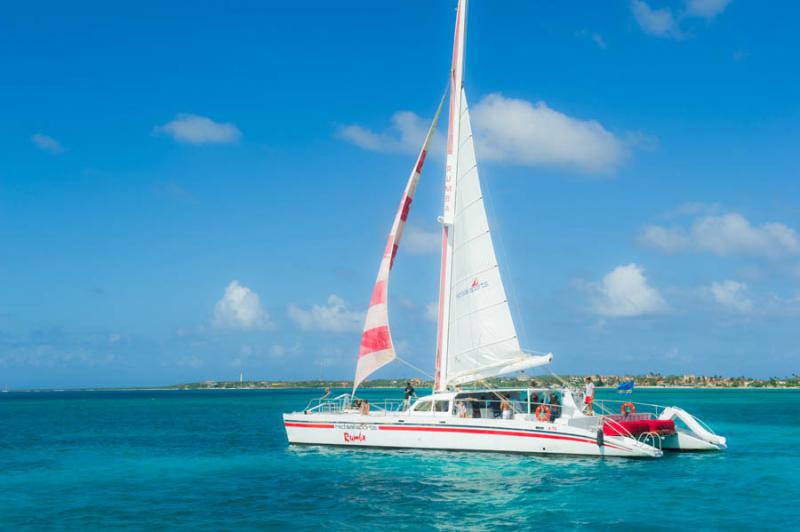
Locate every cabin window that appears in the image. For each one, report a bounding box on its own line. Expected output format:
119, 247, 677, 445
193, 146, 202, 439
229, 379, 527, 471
414, 400, 432, 412
434, 400, 450, 412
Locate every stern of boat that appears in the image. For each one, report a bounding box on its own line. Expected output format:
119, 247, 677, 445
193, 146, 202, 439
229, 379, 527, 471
591, 398, 726, 453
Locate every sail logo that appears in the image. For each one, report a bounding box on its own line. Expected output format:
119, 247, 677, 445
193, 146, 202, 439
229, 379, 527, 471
457, 278, 489, 299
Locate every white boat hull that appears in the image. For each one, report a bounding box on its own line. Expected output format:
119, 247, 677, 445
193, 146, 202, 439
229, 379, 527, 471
283, 412, 662, 458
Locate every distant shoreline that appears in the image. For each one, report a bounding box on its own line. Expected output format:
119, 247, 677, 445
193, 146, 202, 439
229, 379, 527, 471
4, 385, 799, 393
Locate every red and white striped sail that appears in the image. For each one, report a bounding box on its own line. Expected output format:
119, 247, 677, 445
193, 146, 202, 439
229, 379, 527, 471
352, 95, 446, 392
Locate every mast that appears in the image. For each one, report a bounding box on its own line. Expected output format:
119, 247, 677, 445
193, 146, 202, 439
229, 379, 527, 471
435, 0, 467, 392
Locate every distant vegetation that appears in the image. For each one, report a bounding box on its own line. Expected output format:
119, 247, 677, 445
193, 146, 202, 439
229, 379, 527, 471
162, 372, 800, 390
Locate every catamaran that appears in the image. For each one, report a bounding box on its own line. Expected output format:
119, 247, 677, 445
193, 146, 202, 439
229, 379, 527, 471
283, 0, 727, 458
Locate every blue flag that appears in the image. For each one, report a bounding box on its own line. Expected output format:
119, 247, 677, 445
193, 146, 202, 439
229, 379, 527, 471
617, 380, 635, 394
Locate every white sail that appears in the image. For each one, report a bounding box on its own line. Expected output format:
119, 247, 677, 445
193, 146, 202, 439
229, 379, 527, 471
445, 92, 551, 386
435, 0, 551, 390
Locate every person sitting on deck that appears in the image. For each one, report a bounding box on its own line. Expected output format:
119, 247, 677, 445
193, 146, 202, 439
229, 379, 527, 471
456, 401, 467, 418
549, 393, 561, 421
359, 399, 370, 416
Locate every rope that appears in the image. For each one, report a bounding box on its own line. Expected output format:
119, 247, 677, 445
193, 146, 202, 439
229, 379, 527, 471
395, 355, 435, 381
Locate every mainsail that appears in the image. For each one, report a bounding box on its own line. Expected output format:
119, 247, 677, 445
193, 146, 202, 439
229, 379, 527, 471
353, 95, 446, 392
434, 0, 551, 390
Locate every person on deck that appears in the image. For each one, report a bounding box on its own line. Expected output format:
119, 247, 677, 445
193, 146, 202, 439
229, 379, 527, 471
500, 396, 512, 420
549, 393, 561, 421
471, 400, 482, 418
584, 377, 595, 415
320, 387, 331, 401
360, 399, 370, 416
403, 382, 417, 409
456, 401, 467, 418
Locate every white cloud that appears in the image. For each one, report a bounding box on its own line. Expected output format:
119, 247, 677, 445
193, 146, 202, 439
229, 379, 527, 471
31, 133, 65, 154
213, 281, 271, 330
339, 94, 631, 175
640, 212, 800, 257
425, 302, 438, 322
288, 295, 364, 332
709, 280, 753, 313
404, 225, 440, 254
631, 0, 681, 39
638, 225, 691, 254
591, 263, 667, 317
686, 0, 732, 19
471, 94, 628, 174
154, 114, 241, 144
337, 111, 440, 154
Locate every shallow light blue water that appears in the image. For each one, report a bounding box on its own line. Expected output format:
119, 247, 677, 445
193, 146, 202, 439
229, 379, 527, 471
1, 388, 798, 530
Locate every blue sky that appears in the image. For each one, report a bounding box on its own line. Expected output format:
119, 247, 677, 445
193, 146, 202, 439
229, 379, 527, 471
2, 0, 799, 388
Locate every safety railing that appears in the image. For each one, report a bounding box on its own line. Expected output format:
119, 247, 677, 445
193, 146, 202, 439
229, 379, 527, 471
303, 393, 352, 413
591, 398, 666, 420
590, 399, 647, 446
302, 394, 410, 415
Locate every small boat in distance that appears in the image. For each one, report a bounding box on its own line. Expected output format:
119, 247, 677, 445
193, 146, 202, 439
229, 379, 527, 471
283, 0, 726, 458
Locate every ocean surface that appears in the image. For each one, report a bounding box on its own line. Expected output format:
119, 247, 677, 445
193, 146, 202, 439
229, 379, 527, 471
1, 387, 798, 530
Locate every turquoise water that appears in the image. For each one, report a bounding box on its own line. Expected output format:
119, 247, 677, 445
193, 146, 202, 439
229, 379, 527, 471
1, 388, 798, 530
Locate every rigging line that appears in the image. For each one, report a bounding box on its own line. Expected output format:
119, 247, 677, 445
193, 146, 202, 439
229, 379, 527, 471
548, 368, 573, 389
395, 355, 435, 381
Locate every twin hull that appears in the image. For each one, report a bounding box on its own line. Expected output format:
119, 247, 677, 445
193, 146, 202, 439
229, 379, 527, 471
283, 412, 662, 458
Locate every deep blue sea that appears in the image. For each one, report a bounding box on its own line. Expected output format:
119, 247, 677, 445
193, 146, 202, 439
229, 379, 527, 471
1, 388, 798, 530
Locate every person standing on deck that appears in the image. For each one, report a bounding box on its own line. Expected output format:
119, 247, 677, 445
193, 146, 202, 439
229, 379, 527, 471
549, 393, 561, 421
500, 396, 512, 420
584, 377, 595, 414
403, 381, 417, 409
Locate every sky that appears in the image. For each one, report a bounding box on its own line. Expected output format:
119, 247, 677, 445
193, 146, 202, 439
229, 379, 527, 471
1, 0, 799, 388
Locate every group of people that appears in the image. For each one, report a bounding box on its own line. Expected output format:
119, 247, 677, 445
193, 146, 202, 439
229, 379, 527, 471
334, 376, 596, 420
352, 398, 370, 415
531, 391, 562, 421
452, 392, 518, 420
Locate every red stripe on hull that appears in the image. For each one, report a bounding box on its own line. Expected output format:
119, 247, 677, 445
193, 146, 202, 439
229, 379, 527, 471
285, 422, 334, 429
378, 425, 626, 451
379, 424, 591, 445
